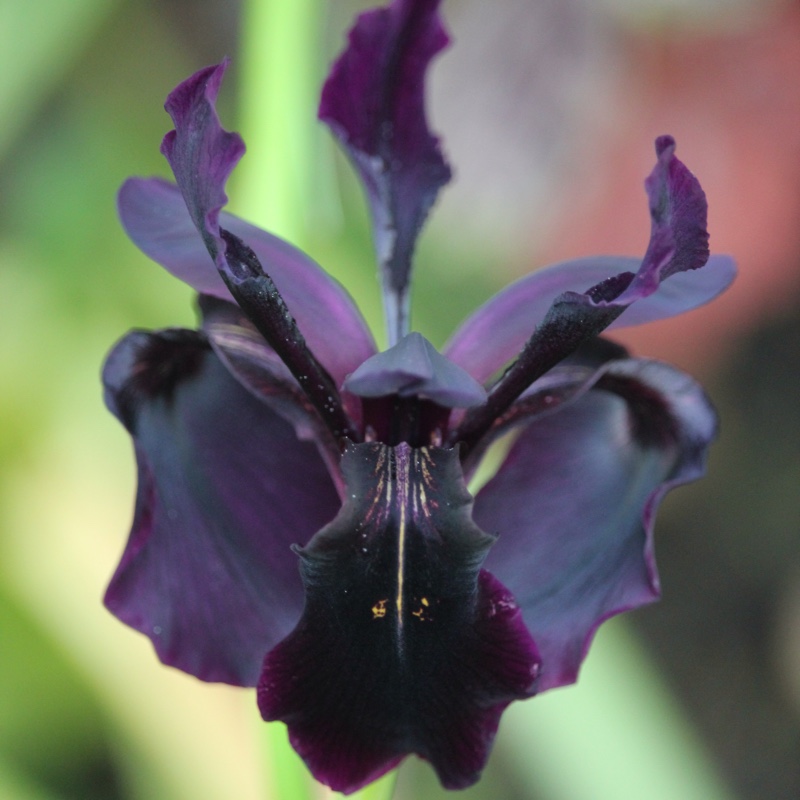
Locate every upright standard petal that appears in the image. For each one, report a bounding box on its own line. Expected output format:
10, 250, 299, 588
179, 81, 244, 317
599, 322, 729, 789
102, 329, 340, 686
319, 0, 452, 343
473, 359, 717, 691
259, 443, 539, 793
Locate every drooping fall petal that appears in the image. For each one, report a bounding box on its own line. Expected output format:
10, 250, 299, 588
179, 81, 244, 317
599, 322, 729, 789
102, 329, 340, 685
259, 442, 539, 793
474, 358, 717, 691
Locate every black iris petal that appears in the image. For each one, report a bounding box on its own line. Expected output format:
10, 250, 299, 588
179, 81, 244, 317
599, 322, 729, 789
258, 442, 540, 793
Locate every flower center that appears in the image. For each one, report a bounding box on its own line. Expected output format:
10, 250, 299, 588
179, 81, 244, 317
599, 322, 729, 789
360, 395, 451, 448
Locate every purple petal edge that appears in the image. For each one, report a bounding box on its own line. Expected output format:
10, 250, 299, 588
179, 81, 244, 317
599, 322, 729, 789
445, 254, 734, 383
102, 329, 340, 686
118, 179, 378, 385
476, 358, 717, 691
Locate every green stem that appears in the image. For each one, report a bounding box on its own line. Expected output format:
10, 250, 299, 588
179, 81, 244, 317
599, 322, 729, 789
237, 0, 320, 247
501, 619, 734, 800
348, 771, 398, 800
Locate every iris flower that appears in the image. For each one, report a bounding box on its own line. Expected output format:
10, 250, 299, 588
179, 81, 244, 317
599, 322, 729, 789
102, 0, 735, 793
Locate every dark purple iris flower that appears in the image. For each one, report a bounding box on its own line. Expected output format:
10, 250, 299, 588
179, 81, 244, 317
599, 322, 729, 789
102, 0, 735, 793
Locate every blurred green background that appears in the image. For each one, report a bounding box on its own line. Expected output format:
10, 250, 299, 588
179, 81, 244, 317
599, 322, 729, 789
1, 0, 798, 798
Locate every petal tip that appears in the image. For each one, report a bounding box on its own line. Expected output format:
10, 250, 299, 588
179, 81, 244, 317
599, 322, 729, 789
654, 134, 676, 158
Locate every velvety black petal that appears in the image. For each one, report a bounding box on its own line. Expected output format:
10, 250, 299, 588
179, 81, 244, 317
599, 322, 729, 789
474, 359, 717, 692
258, 443, 539, 793
319, 0, 452, 341
102, 329, 340, 685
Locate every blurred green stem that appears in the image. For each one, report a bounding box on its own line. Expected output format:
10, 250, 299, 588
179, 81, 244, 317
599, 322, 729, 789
349, 771, 398, 800
237, 0, 321, 247
502, 618, 735, 800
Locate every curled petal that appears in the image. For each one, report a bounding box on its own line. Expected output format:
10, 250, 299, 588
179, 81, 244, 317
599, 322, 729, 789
473, 359, 717, 691
102, 329, 340, 685
160, 60, 243, 260
445, 137, 732, 386
117, 177, 376, 385
320, 0, 452, 340
259, 443, 539, 793
635, 135, 711, 287
445, 254, 735, 383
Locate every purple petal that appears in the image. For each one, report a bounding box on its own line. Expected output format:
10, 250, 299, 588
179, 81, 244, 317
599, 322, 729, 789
118, 177, 229, 298
634, 135, 710, 287
473, 358, 717, 692
445, 136, 731, 386
343, 332, 486, 408
118, 177, 377, 385
199, 295, 354, 489
102, 329, 340, 686
160, 61, 242, 261
259, 443, 539, 793
445, 254, 735, 383
319, 0, 452, 340
446, 138, 723, 454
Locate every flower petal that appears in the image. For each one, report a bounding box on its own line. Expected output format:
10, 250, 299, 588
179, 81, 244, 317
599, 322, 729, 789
102, 329, 340, 686
473, 359, 717, 692
160, 60, 243, 260
445, 254, 735, 383
118, 177, 376, 384
448, 137, 724, 454
198, 294, 352, 490
259, 443, 539, 793
138, 59, 377, 383
319, 0, 452, 340
344, 331, 486, 408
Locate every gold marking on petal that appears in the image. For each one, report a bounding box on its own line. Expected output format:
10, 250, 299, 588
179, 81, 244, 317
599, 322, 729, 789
411, 597, 432, 622
395, 453, 407, 634
396, 514, 405, 628
372, 599, 388, 619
